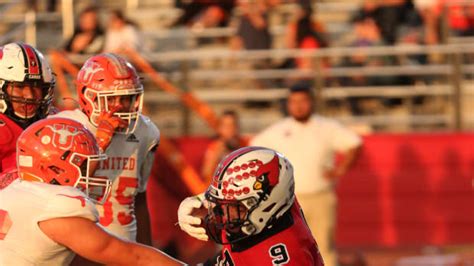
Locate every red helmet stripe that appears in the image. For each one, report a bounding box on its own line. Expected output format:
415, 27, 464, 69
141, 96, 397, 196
20, 44, 41, 76
220, 146, 261, 169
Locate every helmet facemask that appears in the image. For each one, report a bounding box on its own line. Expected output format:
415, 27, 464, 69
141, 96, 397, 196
204, 197, 255, 245
0, 80, 54, 121
83, 86, 143, 134
69, 152, 111, 204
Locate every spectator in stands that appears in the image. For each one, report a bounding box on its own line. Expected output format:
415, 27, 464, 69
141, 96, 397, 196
357, 0, 421, 45
64, 6, 104, 54
280, 3, 329, 87
341, 13, 396, 114
413, 0, 439, 45
231, 0, 272, 51
285, 3, 327, 52
103, 9, 142, 53
173, 0, 235, 28
231, 0, 276, 93
346, 14, 386, 76
201, 110, 247, 184
249, 83, 362, 266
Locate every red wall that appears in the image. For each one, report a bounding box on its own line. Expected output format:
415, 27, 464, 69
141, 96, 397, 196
148, 134, 474, 249
336, 133, 474, 248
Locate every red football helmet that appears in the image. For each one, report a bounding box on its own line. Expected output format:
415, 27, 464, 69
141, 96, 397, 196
16, 117, 111, 204
204, 146, 295, 244
0, 42, 55, 128
76, 53, 143, 134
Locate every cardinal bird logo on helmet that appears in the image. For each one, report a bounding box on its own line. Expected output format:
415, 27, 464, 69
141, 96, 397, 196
253, 155, 280, 196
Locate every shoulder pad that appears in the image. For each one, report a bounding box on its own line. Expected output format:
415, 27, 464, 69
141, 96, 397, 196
138, 114, 160, 143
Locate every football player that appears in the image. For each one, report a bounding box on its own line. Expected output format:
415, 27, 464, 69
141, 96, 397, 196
0, 42, 54, 173
178, 147, 325, 265
50, 53, 159, 245
0, 117, 183, 265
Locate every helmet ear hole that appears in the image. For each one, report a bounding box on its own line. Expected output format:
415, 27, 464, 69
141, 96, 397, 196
262, 202, 276, 213
48, 165, 65, 175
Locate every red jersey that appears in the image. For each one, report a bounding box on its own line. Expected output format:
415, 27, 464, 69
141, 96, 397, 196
206, 201, 324, 266
0, 114, 23, 173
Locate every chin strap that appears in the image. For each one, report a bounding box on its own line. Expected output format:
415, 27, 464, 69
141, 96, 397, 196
6, 111, 41, 129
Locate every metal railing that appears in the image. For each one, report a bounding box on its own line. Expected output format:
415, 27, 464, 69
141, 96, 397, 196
0, 0, 61, 46
60, 43, 474, 133
140, 43, 473, 132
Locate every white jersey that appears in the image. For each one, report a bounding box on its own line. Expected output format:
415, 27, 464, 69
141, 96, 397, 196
0, 176, 98, 266
50, 109, 160, 240
251, 115, 362, 194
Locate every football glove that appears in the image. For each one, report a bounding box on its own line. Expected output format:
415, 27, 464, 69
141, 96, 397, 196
177, 194, 209, 241
95, 106, 128, 151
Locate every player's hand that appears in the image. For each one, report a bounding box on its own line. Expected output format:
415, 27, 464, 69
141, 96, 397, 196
177, 195, 209, 241
95, 106, 128, 151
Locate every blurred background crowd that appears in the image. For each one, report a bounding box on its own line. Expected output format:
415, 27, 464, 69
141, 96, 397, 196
1, 0, 473, 265
4, 0, 473, 136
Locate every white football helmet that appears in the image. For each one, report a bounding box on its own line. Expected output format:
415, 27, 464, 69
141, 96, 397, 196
204, 146, 295, 244
0, 42, 55, 128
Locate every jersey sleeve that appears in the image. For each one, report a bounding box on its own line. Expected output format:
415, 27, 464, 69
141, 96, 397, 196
137, 116, 160, 193
37, 186, 99, 223
0, 119, 19, 173
143, 116, 160, 152
328, 119, 362, 152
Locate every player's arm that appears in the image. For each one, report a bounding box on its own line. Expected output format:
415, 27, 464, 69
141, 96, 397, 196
39, 217, 184, 265
326, 122, 363, 181
135, 191, 152, 245
325, 145, 362, 181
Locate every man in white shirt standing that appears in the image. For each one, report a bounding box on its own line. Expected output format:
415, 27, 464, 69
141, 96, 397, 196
250, 83, 362, 266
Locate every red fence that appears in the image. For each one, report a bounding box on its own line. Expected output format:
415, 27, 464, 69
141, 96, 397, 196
147, 134, 474, 249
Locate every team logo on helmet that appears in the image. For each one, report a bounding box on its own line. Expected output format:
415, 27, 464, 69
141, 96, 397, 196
79, 61, 104, 86
212, 154, 281, 200
44, 124, 82, 151
253, 155, 280, 195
